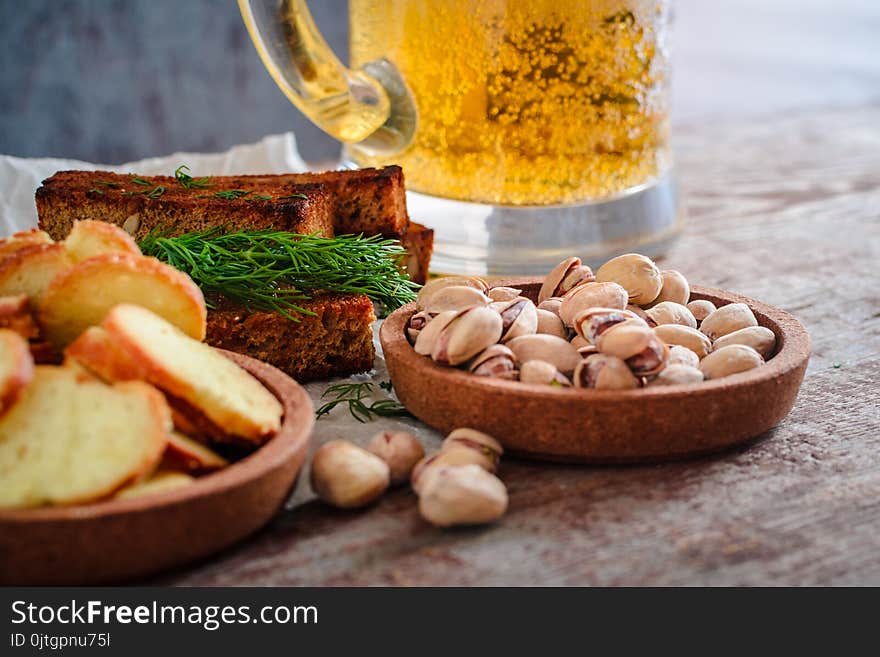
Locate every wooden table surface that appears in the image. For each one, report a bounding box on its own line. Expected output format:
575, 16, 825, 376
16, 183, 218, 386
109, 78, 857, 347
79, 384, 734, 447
158, 106, 880, 586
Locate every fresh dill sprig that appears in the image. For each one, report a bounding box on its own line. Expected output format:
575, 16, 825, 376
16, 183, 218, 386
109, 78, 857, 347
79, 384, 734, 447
95, 180, 120, 188
174, 164, 212, 189
138, 228, 420, 320
246, 194, 273, 201
212, 189, 252, 200
123, 185, 165, 199
131, 176, 151, 186
315, 382, 410, 422
87, 188, 105, 195
279, 193, 308, 200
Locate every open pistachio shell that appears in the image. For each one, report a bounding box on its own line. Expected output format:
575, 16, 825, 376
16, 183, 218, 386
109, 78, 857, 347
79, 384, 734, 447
574, 354, 640, 390
558, 282, 629, 326
431, 306, 503, 366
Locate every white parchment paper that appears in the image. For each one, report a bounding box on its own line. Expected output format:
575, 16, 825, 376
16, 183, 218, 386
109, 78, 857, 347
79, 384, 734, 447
0, 133, 444, 507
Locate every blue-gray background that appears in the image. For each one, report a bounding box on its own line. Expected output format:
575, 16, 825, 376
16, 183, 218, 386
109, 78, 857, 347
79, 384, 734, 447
2, 0, 878, 165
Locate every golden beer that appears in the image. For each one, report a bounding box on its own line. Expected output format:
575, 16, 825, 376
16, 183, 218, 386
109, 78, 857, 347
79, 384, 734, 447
348, 0, 671, 205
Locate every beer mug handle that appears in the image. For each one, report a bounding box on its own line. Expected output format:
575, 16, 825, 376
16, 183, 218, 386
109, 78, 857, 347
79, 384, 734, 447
238, 0, 416, 155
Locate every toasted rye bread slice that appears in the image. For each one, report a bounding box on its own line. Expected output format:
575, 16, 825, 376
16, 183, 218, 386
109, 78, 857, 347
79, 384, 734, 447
115, 470, 195, 500
0, 295, 40, 340
163, 431, 228, 473
64, 219, 141, 262
0, 366, 170, 508
37, 253, 207, 350
0, 244, 73, 305
0, 330, 35, 417
103, 304, 282, 444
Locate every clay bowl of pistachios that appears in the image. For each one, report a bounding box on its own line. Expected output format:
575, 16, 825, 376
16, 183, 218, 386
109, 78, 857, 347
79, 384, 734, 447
380, 254, 811, 463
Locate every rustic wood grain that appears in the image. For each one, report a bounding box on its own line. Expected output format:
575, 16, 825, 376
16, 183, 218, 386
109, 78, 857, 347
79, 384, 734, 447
156, 106, 880, 586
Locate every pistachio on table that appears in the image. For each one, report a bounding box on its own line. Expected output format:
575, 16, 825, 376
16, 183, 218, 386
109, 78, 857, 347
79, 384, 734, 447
367, 431, 425, 486
418, 464, 508, 528
411, 427, 502, 494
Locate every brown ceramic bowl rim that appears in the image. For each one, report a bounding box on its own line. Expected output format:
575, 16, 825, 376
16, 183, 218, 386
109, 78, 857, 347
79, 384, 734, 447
381, 280, 811, 401
0, 349, 313, 522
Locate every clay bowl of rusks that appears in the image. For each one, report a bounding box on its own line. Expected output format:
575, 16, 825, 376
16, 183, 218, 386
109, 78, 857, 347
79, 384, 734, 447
381, 254, 811, 463
0, 222, 313, 585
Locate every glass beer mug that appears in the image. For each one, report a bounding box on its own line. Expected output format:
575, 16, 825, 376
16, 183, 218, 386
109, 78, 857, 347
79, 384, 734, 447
239, 0, 679, 275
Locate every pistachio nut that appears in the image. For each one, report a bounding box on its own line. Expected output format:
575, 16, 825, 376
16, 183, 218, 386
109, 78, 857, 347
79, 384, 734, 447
442, 428, 504, 467
653, 324, 713, 359
644, 301, 697, 329
572, 307, 645, 344
468, 344, 518, 379
367, 431, 425, 486
647, 364, 704, 387
496, 297, 539, 343
699, 303, 758, 341
712, 325, 776, 359
417, 276, 488, 309
413, 309, 458, 356
418, 464, 508, 528
595, 253, 663, 305
488, 286, 523, 302
558, 281, 629, 326
406, 310, 437, 344
667, 344, 701, 369
431, 306, 503, 366
577, 344, 599, 358
537, 297, 564, 317
573, 354, 640, 390
411, 444, 497, 494
539, 257, 596, 303
699, 344, 764, 380
570, 335, 590, 349
535, 308, 567, 339
649, 270, 690, 306
421, 284, 490, 314
627, 303, 655, 326
519, 359, 572, 387
310, 440, 390, 509
507, 333, 581, 374
596, 320, 668, 376
687, 299, 717, 323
